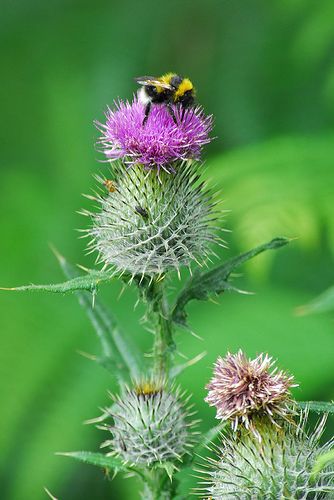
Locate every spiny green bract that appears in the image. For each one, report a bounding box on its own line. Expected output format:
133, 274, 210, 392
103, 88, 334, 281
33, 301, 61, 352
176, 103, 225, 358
200, 413, 334, 499
85, 161, 222, 277
96, 385, 198, 467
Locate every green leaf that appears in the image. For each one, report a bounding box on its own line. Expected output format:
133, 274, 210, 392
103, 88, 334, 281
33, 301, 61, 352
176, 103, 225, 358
296, 285, 334, 316
0, 270, 113, 294
298, 401, 334, 413
89, 300, 142, 380
311, 450, 334, 481
57, 451, 128, 472
172, 237, 289, 326
53, 248, 142, 381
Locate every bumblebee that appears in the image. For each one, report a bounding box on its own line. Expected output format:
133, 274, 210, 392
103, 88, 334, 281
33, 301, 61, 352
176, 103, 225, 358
135, 72, 195, 125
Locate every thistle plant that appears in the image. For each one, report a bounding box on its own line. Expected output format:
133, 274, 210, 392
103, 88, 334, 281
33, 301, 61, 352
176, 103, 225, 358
200, 410, 334, 499
3, 80, 333, 499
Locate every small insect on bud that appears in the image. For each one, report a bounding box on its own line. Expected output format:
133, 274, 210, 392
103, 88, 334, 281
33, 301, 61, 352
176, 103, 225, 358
91, 381, 198, 467
134, 205, 149, 219
103, 179, 117, 193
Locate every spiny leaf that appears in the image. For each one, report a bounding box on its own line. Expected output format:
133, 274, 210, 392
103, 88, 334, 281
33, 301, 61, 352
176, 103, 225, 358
0, 270, 113, 294
296, 285, 334, 316
298, 401, 334, 414
57, 451, 129, 472
172, 237, 289, 326
155, 461, 178, 481
53, 248, 142, 381
311, 450, 334, 481
89, 300, 142, 380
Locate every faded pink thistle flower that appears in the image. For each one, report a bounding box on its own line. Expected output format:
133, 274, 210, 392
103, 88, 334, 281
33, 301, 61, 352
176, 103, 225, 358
205, 350, 297, 435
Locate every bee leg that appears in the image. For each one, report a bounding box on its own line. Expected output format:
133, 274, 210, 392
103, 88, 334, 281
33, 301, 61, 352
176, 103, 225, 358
142, 102, 151, 126
166, 102, 177, 124
180, 105, 186, 122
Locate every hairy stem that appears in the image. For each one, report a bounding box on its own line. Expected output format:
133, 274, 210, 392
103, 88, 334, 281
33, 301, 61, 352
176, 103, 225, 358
135, 277, 177, 498
151, 279, 175, 378
141, 471, 171, 500
136, 275, 175, 377
148, 281, 175, 379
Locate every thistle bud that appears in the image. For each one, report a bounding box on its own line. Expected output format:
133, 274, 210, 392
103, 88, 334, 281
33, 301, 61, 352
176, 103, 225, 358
94, 382, 197, 467
83, 96, 221, 278
200, 412, 334, 498
86, 161, 220, 277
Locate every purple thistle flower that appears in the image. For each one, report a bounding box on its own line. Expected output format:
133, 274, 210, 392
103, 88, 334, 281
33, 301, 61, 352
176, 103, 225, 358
95, 97, 213, 170
205, 350, 297, 436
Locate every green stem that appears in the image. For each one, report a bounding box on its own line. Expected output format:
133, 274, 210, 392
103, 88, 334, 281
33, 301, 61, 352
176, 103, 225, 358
140, 469, 175, 500
135, 277, 177, 498
137, 275, 175, 377
152, 282, 175, 378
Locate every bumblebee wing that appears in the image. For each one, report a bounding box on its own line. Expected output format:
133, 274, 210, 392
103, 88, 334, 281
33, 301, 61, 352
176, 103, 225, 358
134, 76, 172, 89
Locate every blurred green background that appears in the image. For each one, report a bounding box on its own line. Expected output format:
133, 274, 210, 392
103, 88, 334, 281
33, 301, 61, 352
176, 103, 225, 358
1, 0, 334, 498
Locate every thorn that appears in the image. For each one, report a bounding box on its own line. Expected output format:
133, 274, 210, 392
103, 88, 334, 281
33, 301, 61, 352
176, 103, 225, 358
55, 451, 73, 457
189, 329, 203, 341
76, 350, 97, 361
234, 287, 255, 296
76, 263, 91, 273
84, 414, 107, 425
44, 487, 58, 500
134, 298, 140, 310
117, 285, 126, 301
48, 243, 65, 265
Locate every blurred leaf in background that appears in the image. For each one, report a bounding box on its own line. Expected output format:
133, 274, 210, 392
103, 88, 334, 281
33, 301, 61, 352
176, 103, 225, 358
1, 0, 334, 498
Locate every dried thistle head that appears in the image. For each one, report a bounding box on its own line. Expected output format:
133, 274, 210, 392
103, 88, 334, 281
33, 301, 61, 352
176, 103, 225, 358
91, 382, 198, 467
205, 350, 297, 436
198, 411, 334, 499
84, 161, 222, 278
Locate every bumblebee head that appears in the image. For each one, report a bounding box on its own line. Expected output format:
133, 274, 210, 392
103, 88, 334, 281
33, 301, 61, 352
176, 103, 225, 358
173, 78, 195, 107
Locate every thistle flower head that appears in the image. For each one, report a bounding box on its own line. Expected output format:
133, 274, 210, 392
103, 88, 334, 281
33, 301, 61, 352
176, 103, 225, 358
205, 350, 296, 435
92, 382, 197, 467
85, 161, 221, 277
200, 411, 334, 499
96, 98, 212, 170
